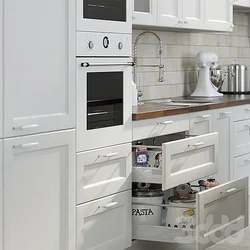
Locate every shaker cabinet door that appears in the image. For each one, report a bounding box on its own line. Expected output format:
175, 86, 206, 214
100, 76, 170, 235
133, 0, 158, 26
212, 108, 233, 184
182, 0, 205, 29
3, 0, 75, 137
0, 140, 2, 250
3, 130, 76, 250
0, 0, 2, 139
204, 0, 233, 31
158, 0, 182, 27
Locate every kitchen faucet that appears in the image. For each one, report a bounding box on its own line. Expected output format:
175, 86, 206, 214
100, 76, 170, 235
133, 31, 165, 99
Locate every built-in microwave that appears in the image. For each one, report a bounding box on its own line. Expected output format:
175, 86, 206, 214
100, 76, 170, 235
76, 57, 133, 152
76, 0, 132, 34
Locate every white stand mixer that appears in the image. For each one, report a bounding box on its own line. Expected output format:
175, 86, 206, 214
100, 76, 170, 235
191, 52, 223, 97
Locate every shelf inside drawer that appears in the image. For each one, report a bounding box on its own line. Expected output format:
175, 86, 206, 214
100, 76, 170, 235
133, 166, 162, 184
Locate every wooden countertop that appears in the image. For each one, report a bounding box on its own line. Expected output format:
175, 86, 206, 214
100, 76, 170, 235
132, 95, 250, 121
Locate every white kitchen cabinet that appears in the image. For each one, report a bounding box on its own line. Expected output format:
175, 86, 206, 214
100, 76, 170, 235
189, 111, 213, 135
133, 132, 219, 190
0, 0, 3, 139
3, 0, 75, 138
234, 153, 250, 192
212, 108, 233, 184
0, 140, 2, 250
182, 0, 205, 29
77, 191, 131, 250
76, 143, 132, 204
3, 130, 76, 250
204, 0, 233, 31
234, 119, 250, 157
133, 177, 248, 250
234, 0, 250, 7
158, 0, 182, 28
133, 0, 158, 26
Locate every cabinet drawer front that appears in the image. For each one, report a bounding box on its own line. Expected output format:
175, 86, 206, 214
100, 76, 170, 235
196, 177, 248, 250
77, 191, 131, 250
162, 132, 218, 190
189, 110, 213, 135
234, 104, 250, 121
76, 143, 131, 204
234, 154, 250, 192
133, 114, 189, 141
234, 120, 250, 157
133, 178, 248, 249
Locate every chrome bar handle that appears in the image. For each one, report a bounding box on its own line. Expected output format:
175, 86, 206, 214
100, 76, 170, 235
13, 142, 39, 149
81, 62, 135, 67
13, 124, 39, 130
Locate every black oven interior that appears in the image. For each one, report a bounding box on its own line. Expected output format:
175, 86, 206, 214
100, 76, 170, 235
83, 0, 127, 22
87, 71, 124, 130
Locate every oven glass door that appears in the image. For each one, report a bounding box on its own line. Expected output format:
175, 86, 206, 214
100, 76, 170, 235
83, 0, 127, 22
77, 0, 132, 33
76, 58, 132, 152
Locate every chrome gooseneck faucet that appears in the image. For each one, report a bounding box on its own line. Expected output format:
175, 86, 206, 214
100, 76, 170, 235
133, 31, 165, 99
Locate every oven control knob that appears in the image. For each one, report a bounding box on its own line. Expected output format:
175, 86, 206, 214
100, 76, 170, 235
118, 42, 123, 50
88, 40, 94, 50
103, 36, 109, 49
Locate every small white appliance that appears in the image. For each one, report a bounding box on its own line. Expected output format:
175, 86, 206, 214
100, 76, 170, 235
191, 52, 223, 97
76, 0, 132, 34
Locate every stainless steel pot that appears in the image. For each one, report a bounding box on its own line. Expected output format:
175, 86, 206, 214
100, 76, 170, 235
219, 64, 250, 93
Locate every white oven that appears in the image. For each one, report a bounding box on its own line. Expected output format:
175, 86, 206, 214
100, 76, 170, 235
76, 57, 133, 152
76, 0, 132, 34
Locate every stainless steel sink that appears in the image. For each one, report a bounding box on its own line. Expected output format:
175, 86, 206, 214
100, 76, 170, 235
147, 99, 212, 106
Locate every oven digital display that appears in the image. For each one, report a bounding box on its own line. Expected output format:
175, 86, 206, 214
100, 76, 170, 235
83, 0, 126, 22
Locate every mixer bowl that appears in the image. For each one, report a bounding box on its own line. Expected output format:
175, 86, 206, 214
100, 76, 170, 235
210, 69, 224, 89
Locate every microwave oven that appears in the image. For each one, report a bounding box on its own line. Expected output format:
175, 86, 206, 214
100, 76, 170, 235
76, 0, 132, 34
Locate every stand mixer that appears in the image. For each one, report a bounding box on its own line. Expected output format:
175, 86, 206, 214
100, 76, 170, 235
191, 52, 223, 97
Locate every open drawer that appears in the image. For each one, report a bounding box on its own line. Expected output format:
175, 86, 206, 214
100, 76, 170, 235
133, 177, 249, 250
132, 132, 219, 190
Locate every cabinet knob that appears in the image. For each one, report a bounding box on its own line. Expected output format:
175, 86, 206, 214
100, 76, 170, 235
184, 20, 188, 24
118, 42, 123, 50
230, 24, 235, 28
178, 20, 184, 24
132, 14, 136, 20
88, 40, 94, 50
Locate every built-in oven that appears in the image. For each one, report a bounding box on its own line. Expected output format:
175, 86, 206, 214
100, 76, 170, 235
76, 57, 133, 152
76, 0, 132, 34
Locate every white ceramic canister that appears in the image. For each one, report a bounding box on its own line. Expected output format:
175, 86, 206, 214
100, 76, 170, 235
132, 189, 164, 226
166, 200, 196, 230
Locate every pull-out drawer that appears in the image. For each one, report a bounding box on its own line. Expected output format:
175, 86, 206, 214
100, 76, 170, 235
133, 132, 218, 190
133, 114, 189, 141
76, 143, 131, 204
234, 104, 250, 121
133, 177, 248, 250
77, 190, 131, 250
234, 153, 250, 192
234, 120, 250, 157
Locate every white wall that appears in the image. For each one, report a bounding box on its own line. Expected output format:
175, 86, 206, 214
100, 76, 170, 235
133, 13, 250, 100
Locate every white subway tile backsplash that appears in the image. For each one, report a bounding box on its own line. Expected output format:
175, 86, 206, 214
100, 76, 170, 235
133, 13, 250, 100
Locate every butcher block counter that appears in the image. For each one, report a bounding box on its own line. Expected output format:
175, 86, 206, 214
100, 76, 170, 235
132, 95, 250, 120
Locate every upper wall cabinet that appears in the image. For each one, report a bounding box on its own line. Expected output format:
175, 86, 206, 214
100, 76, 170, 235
0, 0, 3, 139
3, 0, 75, 138
133, 0, 233, 32
133, 0, 158, 26
234, 0, 250, 7
204, 0, 233, 31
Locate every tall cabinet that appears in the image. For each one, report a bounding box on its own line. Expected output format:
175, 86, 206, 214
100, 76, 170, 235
0, 0, 76, 250
3, 0, 75, 138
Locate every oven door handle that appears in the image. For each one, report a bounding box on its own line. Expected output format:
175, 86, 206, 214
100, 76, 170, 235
88, 111, 109, 116
81, 62, 135, 67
